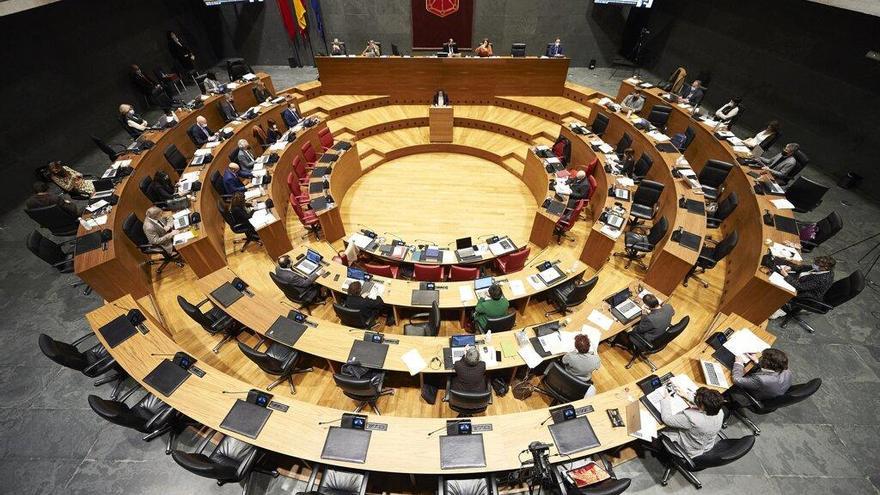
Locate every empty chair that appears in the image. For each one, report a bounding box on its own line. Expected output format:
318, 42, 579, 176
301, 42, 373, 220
333, 372, 393, 414
403, 301, 440, 336
217, 199, 261, 252
171, 434, 277, 493
707, 192, 738, 228
699, 159, 734, 201
163, 144, 187, 174
27, 229, 74, 273
304, 464, 369, 495
798, 211, 842, 253
25, 202, 80, 237
301, 141, 318, 169
535, 361, 593, 404
683, 230, 738, 288
780, 270, 864, 333
439, 474, 498, 495
480, 311, 516, 334
631, 153, 654, 183
510, 43, 526, 57
362, 262, 400, 279
726, 378, 822, 435
237, 340, 312, 394
445, 376, 492, 416
176, 295, 243, 353
589, 113, 609, 136
318, 127, 334, 151
657, 435, 756, 489
493, 247, 529, 274
139, 175, 172, 209
615, 132, 632, 155
226, 59, 254, 80
545, 274, 598, 317
785, 176, 829, 213
616, 216, 669, 270
622, 315, 689, 371
91, 135, 127, 162
333, 303, 379, 330
88, 392, 180, 454
39, 333, 125, 398
448, 265, 479, 281
292, 156, 310, 186
554, 199, 586, 243
647, 104, 673, 130
122, 213, 184, 274
629, 180, 664, 230
414, 263, 446, 282
291, 201, 322, 239
269, 271, 324, 314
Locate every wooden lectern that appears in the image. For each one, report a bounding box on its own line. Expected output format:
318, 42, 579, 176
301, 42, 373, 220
429, 106, 453, 142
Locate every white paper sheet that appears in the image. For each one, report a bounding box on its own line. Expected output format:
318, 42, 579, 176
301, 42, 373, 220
509, 280, 526, 297
459, 285, 475, 303
723, 328, 771, 356
527, 275, 544, 290
771, 198, 795, 210
517, 344, 544, 369
173, 230, 195, 245
770, 242, 802, 262
401, 349, 427, 376
587, 310, 613, 331
768, 272, 797, 293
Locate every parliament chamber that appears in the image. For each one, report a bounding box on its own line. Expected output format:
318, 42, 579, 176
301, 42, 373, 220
10, 1, 880, 494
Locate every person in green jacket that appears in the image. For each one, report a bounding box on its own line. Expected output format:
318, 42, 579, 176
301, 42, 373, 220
473, 284, 509, 332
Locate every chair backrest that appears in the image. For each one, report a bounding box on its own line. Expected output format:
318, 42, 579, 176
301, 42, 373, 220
449, 265, 479, 281
498, 247, 530, 273
633, 153, 654, 178
485, 312, 516, 332
319, 466, 368, 495
699, 159, 734, 188
542, 361, 593, 402
616, 132, 632, 155
785, 176, 829, 213
584, 157, 599, 176
171, 437, 256, 484
511, 43, 526, 57
210, 170, 225, 196
812, 211, 843, 246
759, 378, 822, 412
237, 341, 285, 375
24, 203, 80, 237
333, 372, 380, 398
217, 199, 237, 228
414, 263, 444, 281
301, 142, 317, 163
591, 113, 609, 136
122, 212, 150, 247
333, 303, 371, 329
91, 135, 120, 162
269, 271, 307, 302
286, 171, 297, 194
227, 148, 239, 165
633, 180, 664, 208
163, 144, 187, 174
690, 435, 755, 470
712, 230, 739, 262
252, 125, 267, 147
565, 274, 598, 306
424, 301, 441, 336
441, 475, 491, 495
790, 149, 809, 178
27, 230, 69, 270
139, 176, 156, 202
557, 200, 586, 233
647, 105, 672, 128
587, 175, 598, 201
646, 216, 669, 246
177, 295, 215, 329
760, 131, 779, 152
38, 333, 88, 371
293, 155, 308, 180
448, 384, 492, 413
644, 315, 689, 355
319, 127, 334, 148
363, 262, 396, 278
682, 126, 696, 150
88, 394, 147, 432
823, 270, 865, 307
714, 192, 739, 222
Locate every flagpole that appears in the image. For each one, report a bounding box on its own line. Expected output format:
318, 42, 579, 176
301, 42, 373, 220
314, 0, 329, 53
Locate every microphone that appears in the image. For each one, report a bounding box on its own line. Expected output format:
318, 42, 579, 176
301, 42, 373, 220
476, 233, 495, 240
539, 414, 555, 426
221, 390, 250, 395
383, 231, 404, 241
318, 417, 343, 426
427, 418, 469, 437
150, 353, 177, 357
413, 239, 435, 245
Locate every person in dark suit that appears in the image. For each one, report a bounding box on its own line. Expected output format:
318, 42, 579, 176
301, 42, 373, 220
781, 256, 835, 300
546, 38, 564, 57
129, 64, 172, 108
26, 182, 79, 216
222, 163, 250, 194
188, 116, 215, 146
275, 255, 324, 302
613, 294, 674, 351
330, 38, 346, 56
567, 170, 591, 206
226, 192, 253, 225
620, 148, 636, 177
281, 102, 301, 128
266, 119, 283, 144
233, 139, 257, 172
344, 281, 395, 325
147, 171, 175, 202
167, 31, 196, 71
442, 38, 458, 55
677, 80, 704, 106
452, 346, 487, 393
218, 93, 239, 122
432, 89, 450, 107
252, 81, 272, 103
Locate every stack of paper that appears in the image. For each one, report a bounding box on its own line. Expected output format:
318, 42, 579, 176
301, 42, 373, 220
587, 310, 613, 331
248, 209, 275, 229
173, 230, 195, 245
598, 143, 615, 154
112, 159, 132, 169
509, 280, 526, 297
647, 130, 670, 142
768, 272, 797, 293
616, 177, 635, 187
527, 275, 544, 290
537, 332, 566, 355
732, 145, 752, 154
459, 285, 475, 303
518, 344, 543, 369
401, 349, 427, 376
194, 148, 212, 156
244, 187, 264, 200
771, 198, 796, 210
770, 242, 802, 262
269, 141, 287, 152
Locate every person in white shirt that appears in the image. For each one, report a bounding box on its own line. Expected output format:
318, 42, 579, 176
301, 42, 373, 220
660, 387, 725, 458
143, 206, 178, 252
203, 72, 222, 93
621, 89, 646, 113
714, 97, 742, 123
743, 120, 780, 149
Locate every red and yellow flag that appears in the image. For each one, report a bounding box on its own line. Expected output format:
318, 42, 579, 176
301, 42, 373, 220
293, 0, 308, 36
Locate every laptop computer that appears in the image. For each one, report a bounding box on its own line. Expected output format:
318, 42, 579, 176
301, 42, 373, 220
450, 334, 476, 363
537, 265, 564, 285
172, 210, 191, 230
611, 299, 642, 324
605, 213, 625, 229
474, 277, 494, 299
456, 237, 473, 250
294, 249, 322, 276
700, 359, 729, 388
343, 267, 375, 293
92, 178, 115, 193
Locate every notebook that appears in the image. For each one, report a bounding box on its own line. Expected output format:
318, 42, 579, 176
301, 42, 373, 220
265, 316, 308, 346
439, 434, 486, 469
774, 215, 798, 234
347, 340, 389, 369
411, 289, 440, 306
211, 282, 243, 308
549, 416, 601, 455
143, 359, 191, 397
321, 426, 372, 463
220, 400, 272, 439
98, 315, 138, 349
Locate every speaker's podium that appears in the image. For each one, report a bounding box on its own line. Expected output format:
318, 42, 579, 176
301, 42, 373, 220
429, 105, 453, 143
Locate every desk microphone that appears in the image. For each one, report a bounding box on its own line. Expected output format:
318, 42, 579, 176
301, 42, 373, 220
413, 239, 435, 245
221, 390, 250, 395
427, 418, 469, 437
476, 233, 496, 240
539, 414, 556, 426
150, 353, 177, 357
318, 417, 343, 426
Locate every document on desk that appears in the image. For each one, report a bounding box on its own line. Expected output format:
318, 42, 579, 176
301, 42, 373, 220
538, 332, 566, 355
770, 198, 796, 210
768, 272, 797, 293
770, 242, 802, 262
206, 140, 222, 149
630, 407, 659, 441
588, 138, 604, 147
732, 145, 752, 155
616, 177, 635, 187
598, 143, 615, 154
112, 159, 132, 169
527, 275, 544, 290
600, 224, 623, 239
670, 374, 698, 401
80, 215, 108, 230
349, 233, 374, 250
173, 230, 196, 245
580, 325, 602, 353
194, 148, 212, 156
647, 130, 670, 142
459, 285, 475, 303
401, 348, 427, 376
269, 141, 287, 152
723, 328, 770, 356
509, 279, 526, 297
518, 343, 544, 369
587, 310, 613, 331
244, 187, 263, 200
248, 210, 275, 229
479, 345, 498, 367
646, 387, 689, 418
86, 200, 109, 213
181, 171, 201, 182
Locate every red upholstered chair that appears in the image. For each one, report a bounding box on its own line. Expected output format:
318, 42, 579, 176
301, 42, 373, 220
286, 171, 296, 193
293, 156, 310, 186
584, 157, 599, 176
288, 180, 309, 205
363, 262, 400, 279
318, 127, 334, 151
301, 142, 317, 169
554, 199, 587, 243
494, 247, 530, 274
449, 265, 480, 281
333, 253, 349, 266
291, 198, 321, 237
414, 263, 447, 282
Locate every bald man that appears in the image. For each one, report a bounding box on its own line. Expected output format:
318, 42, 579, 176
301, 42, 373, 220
188, 116, 215, 146
143, 206, 178, 252
222, 163, 250, 194
568, 170, 591, 206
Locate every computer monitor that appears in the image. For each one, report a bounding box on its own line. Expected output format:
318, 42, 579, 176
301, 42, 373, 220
450, 334, 476, 348
347, 267, 366, 280
456, 237, 473, 250
305, 249, 322, 264
605, 288, 632, 307
474, 277, 493, 291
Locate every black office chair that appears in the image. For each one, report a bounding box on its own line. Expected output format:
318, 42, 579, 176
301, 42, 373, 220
445, 377, 493, 416
623, 315, 689, 371
88, 391, 180, 454
797, 211, 842, 253
615, 132, 632, 155
545, 274, 598, 317
780, 270, 865, 333
785, 176, 828, 213
139, 175, 173, 209
91, 135, 127, 162
333, 303, 380, 330
647, 104, 673, 130
122, 213, 184, 274
303, 464, 369, 495
177, 295, 244, 353
27, 230, 91, 294
510, 43, 527, 57
25, 203, 80, 237
210, 170, 234, 200
216, 199, 261, 252
332, 372, 393, 415
631, 153, 654, 183
268, 271, 325, 315
725, 378, 822, 435
779, 149, 809, 186
589, 113, 609, 137
404, 301, 440, 336
480, 312, 517, 334
758, 132, 780, 155
164, 144, 188, 175
227, 148, 240, 165
535, 361, 593, 404
439, 474, 498, 495
698, 159, 734, 202
227, 59, 254, 81
675, 126, 696, 152
38, 333, 125, 399
237, 340, 312, 394
616, 216, 668, 270
682, 230, 738, 288
707, 192, 738, 228
171, 433, 277, 494
553, 454, 632, 495
628, 180, 664, 230
656, 434, 756, 489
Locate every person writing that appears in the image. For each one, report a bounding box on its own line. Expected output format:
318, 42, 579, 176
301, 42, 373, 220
452, 346, 487, 393
474, 38, 493, 57
660, 387, 725, 458
344, 281, 395, 325
46, 161, 95, 197
546, 38, 564, 57
562, 334, 600, 382
621, 88, 646, 113
26, 182, 79, 216
731, 348, 792, 400
118, 104, 150, 139
714, 97, 742, 123
759, 142, 799, 181
432, 89, 450, 107
780, 255, 835, 300
222, 163, 250, 195
143, 206, 178, 252
473, 284, 509, 333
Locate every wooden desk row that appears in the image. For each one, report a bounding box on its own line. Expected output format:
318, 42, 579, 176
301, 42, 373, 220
88, 296, 770, 474
74, 75, 276, 301
616, 80, 798, 323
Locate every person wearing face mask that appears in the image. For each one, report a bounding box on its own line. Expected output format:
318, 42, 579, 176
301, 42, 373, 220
118, 103, 149, 139
218, 93, 239, 122
714, 97, 743, 124
232, 139, 256, 172
188, 116, 216, 146
759, 142, 800, 181
677, 80, 704, 107
265, 119, 283, 144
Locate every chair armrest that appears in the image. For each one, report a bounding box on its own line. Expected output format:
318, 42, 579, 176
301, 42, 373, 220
195, 298, 211, 308
596, 453, 617, 479
486, 380, 494, 404
194, 429, 217, 454
407, 312, 430, 324
444, 376, 452, 402
72, 332, 98, 347
660, 436, 696, 470
83, 355, 117, 376
235, 445, 260, 481
304, 464, 320, 492
629, 332, 653, 351
210, 314, 234, 332
790, 297, 832, 313
357, 471, 370, 495
145, 404, 176, 431
489, 474, 498, 495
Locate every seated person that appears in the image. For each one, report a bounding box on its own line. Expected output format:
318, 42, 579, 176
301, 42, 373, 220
266, 119, 283, 144
281, 102, 302, 128
147, 171, 175, 202
226, 192, 252, 225
546, 37, 564, 57
452, 346, 487, 393
730, 348, 792, 402
26, 182, 79, 216
143, 206, 178, 252
613, 294, 674, 351
660, 387, 725, 458
621, 89, 646, 113
473, 284, 509, 332
442, 38, 459, 56
233, 139, 257, 172
252, 81, 272, 103
188, 116, 215, 146
561, 334, 600, 382
759, 142, 799, 181
275, 255, 325, 302
118, 103, 149, 139
714, 97, 742, 123
619, 148, 636, 177
157, 108, 178, 128
567, 170, 591, 206
46, 161, 94, 197
202, 72, 223, 93
361, 40, 380, 57
330, 38, 346, 56
677, 80, 704, 106
474, 38, 493, 57
129, 64, 172, 108
218, 93, 239, 122
743, 120, 779, 150
344, 281, 394, 325
222, 163, 250, 195
781, 255, 835, 300
432, 89, 450, 107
